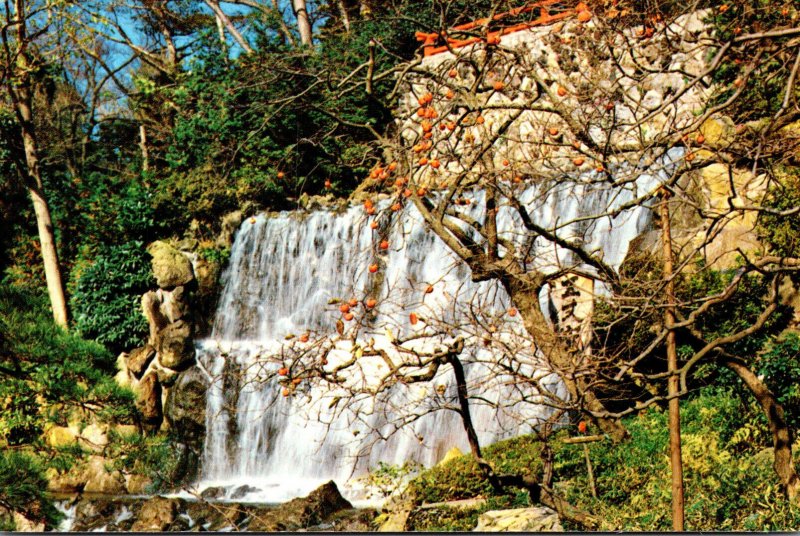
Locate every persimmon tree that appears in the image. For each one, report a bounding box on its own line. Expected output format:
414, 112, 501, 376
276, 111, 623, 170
259, 0, 800, 519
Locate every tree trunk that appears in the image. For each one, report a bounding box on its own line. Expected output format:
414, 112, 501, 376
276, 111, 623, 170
660, 191, 685, 531
291, 0, 313, 46
503, 271, 629, 443
725, 357, 800, 501
336, 0, 351, 32
10, 0, 68, 329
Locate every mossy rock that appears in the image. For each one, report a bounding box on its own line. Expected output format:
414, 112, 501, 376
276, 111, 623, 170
407, 434, 557, 505
147, 241, 194, 289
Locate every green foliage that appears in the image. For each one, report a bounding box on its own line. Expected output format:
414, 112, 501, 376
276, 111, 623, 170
559, 389, 800, 531
406, 495, 524, 531
0, 285, 138, 444
758, 167, 800, 259
70, 241, 153, 355
0, 451, 62, 529
361, 461, 421, 498
411, 390, 800, 531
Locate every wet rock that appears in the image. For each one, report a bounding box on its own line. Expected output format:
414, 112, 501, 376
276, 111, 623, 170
217, 210, 243, 248
473, 506, 563, 532
72, 498, 118, 532
157, 320, 195, 370
164, 366, 208, 447
128, 345, 156, 378
148, 241, 194, 289
200, 486, 226, 500
230, 485, 261, 499
130, 497, 183, 532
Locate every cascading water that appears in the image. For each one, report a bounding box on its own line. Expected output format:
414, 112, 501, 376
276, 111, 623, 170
192, 150, 680, 503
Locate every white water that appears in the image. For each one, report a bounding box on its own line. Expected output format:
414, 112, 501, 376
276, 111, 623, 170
192, 150, 680, 503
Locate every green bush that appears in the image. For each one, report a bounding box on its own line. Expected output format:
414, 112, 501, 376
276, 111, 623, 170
70, 240, 153, 355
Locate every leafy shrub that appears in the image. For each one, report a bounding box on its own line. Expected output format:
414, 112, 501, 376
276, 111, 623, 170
559, 390, 800, 531
71, 240, 153, 355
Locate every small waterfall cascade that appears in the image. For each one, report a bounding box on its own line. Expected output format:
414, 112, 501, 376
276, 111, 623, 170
193, 153, 678, 503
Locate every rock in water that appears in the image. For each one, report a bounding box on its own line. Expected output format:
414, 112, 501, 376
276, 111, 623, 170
130, 497, 181, 532
473, 506, 563, 532
248, 480, 353, 531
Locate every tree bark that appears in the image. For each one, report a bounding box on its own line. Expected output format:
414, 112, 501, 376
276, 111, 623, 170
203, 0, 254, 54
9, 0, 69, 329
725, 357, 800, 501
291, 0, 313, 46
502, 271, 629, 443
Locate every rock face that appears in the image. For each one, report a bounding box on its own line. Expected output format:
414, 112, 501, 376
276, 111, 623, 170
473, 506, 563, 532
139, 372, 163, 426
164, 366, 209, 483
157, 320, 195, 369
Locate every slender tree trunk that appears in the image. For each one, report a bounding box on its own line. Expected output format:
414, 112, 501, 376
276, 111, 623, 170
10, 0, 68, 329
725, 357, 800, 501
204, 0, 254, 54
291, 0, 313, 46
660, 190, 684, 531
336, 0, 351, 32
139, 124, 150, 173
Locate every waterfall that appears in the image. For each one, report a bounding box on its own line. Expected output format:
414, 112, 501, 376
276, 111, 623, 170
192, 151, 679, 503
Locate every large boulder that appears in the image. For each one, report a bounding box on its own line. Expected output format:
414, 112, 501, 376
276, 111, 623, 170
44, 425, 77, 448
473, 506, 563, 532
147, 241, 194, 289
157, 320, 195, 370
164, 368, 207, 440
141, 291, 169, 343
160, 286, 191, 323
78, 423, 109, 453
